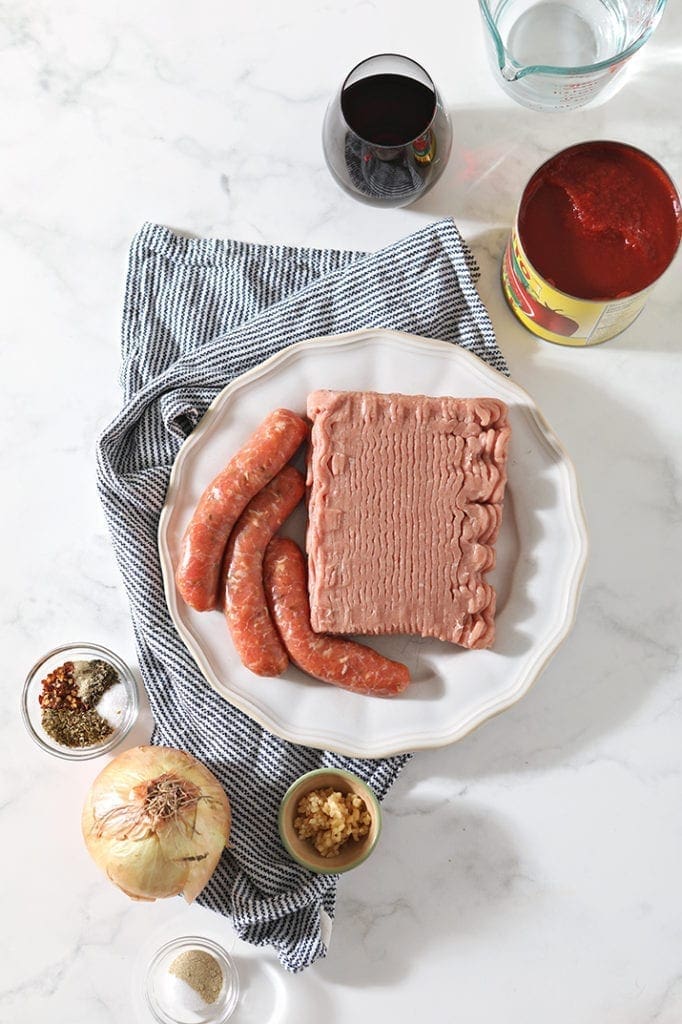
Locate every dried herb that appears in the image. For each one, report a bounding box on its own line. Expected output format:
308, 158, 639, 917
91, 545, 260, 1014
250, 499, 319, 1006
41, 708, 113, 747
38, 658, 119, 748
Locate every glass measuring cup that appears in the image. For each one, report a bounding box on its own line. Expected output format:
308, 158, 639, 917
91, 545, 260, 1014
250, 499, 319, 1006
478, 0, 668, 110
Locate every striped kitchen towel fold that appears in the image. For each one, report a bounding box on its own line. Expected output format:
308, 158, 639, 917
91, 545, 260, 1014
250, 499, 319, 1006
96, 218, 507, 973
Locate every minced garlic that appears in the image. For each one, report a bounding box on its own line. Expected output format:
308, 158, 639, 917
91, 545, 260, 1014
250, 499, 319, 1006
294, 787, 371, 857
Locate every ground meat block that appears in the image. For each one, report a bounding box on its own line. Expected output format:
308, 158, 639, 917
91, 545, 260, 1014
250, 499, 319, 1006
305, 390, 511, 650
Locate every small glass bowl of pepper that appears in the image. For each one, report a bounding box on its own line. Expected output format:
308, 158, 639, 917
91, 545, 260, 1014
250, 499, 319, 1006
21, 642, 139, 760
145, 936, 240, 1024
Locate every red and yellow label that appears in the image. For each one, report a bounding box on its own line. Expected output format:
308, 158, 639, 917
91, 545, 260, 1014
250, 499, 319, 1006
502, 228, 652, 347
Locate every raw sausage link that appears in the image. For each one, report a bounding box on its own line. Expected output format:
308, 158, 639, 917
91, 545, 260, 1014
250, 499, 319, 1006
175, 409, 308, 611
263, 538, 410, 697
224, 466, 306, 677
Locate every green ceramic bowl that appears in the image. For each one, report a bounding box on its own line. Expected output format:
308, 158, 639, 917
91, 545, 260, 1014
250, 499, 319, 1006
279, 767, 382, 874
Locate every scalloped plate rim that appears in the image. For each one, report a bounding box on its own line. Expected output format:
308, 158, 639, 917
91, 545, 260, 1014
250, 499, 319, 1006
158, 328, 589, 757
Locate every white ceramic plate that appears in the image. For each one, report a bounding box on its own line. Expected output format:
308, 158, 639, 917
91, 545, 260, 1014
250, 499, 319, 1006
159, 329, 588, 757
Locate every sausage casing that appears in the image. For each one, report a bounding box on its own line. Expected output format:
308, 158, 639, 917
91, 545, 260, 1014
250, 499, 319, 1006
263, 537, 410, 697
224, 466, 306, 677
175, 408, 308, 611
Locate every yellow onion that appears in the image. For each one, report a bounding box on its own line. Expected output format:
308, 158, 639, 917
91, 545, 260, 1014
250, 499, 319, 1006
82, 745, 231, 903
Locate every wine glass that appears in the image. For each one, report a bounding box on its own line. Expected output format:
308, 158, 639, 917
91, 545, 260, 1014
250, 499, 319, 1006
322, 53, 452, 208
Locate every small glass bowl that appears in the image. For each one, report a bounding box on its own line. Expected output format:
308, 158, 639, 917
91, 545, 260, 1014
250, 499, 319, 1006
21, 642, 139, 760
279, 767, 382, 874
146, 936, 240, 1024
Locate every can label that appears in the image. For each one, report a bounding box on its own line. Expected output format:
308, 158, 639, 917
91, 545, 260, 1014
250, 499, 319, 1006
412, 129, 436, 165
502, 228, 652, 346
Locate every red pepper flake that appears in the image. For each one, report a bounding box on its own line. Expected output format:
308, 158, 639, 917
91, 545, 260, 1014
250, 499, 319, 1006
38, 661, 86, 711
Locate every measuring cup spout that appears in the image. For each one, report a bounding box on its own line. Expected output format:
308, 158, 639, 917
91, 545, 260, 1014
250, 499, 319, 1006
478, 0, 669, 110
501, 60, 521, 82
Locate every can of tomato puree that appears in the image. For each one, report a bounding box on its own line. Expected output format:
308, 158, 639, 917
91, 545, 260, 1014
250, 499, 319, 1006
502, 141, 682, 346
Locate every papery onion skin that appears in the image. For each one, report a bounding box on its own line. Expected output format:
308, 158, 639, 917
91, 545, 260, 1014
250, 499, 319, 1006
81, 745, 231, 903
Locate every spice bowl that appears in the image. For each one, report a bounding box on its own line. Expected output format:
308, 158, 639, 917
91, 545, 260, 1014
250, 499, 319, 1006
21, 642, 139, 760
279, 767, 382, 874
145, 936, 239, 1024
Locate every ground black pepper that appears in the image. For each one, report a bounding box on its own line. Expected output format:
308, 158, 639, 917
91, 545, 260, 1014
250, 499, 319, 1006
73, 659, 118, 707
168, 949, 223, 1004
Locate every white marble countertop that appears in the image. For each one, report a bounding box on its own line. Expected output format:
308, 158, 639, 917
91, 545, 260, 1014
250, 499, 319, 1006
3, 2, 682, 1022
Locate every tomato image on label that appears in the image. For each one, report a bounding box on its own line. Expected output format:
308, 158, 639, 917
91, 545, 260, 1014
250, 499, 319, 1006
504, 242, 580, 337
525, 293, 580, 336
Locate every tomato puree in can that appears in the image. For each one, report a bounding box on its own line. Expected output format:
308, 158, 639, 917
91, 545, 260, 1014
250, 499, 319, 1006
503, 141, 682, 346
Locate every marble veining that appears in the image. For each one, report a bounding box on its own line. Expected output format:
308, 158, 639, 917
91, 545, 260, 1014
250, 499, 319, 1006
2, 1, 682, 1021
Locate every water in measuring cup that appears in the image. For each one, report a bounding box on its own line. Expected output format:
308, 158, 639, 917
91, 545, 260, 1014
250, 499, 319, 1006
500, 0, 628, 69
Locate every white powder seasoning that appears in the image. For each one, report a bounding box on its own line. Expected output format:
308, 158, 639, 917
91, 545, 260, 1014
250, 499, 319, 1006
95, 683, 127, 725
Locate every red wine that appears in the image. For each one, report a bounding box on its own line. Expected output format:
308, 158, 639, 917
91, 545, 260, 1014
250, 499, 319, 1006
341, 73, 436, 146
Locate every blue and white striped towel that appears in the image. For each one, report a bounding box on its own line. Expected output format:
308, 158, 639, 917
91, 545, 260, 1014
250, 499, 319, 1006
96, 219, 507, 972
